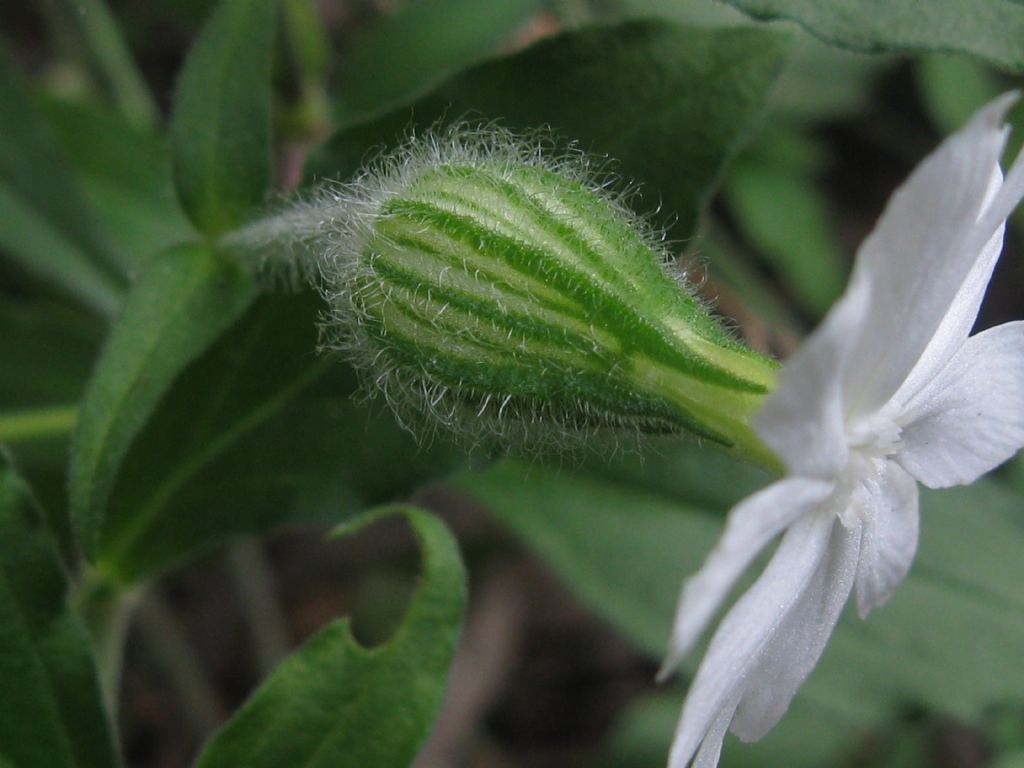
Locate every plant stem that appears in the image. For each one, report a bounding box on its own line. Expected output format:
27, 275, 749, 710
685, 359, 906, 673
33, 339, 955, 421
0, 405, 78, 443
75, 569, 138, 717
136, 590, 224, 736
226, 538, 291, 677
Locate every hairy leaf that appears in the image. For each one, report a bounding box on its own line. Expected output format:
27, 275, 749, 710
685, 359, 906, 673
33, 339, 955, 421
70, 244, 256, 556
335, 0, 542, 125
315, 21, 789, 242
722, 0, 1024, 72
92, 291, 463, 582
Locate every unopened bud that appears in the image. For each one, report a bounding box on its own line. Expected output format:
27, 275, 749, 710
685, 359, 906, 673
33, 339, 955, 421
312, 130, 779, 463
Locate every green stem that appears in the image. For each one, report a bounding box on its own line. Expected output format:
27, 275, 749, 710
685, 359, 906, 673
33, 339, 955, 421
226, 539, 291, 676
74, 569, 138, 720
136, 590, 224, 736
0, 405, 78, 443
282, 0, 329, 90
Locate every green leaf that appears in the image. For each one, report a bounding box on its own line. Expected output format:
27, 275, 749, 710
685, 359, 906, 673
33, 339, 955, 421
721, 0, 1024, 72
0, 49, 125, 316
194, 505, 466, 768
334, 0, 542, 125
91, 291, 463, 582
823, 483, 1024, 720
994, 752, 1024, 768
766, 34, 890, 122
616, 0, 888, 123
724, 133, 846, 317
615, 0, 751, 26
42, 98, 194, 262
315, 20, 789, 241
984, 701, 1024, 757
455, 457, 1024, 746
0, 452, 119, 768
70, 243, 256, 557
455, 456, 724, 655
170, 0, 277, 236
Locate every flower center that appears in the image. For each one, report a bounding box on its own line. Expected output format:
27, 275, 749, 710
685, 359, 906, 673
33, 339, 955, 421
826, 410, 904, 527
846, 408, 903, 457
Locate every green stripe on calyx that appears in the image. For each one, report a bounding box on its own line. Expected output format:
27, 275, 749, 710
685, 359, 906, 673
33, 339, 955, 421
327, 152, 780, 467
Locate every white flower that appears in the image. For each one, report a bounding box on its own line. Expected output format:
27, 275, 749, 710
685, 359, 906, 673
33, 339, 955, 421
659, 94, 1024, 768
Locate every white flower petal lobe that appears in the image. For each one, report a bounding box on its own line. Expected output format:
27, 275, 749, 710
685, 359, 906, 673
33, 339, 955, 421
853, 460, 919, 617
843, 94, 1014, 418
659, 476, 834, 680
898, 321, 1024, 488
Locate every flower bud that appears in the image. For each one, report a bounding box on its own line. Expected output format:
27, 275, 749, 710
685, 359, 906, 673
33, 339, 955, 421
317, 130, 779, 463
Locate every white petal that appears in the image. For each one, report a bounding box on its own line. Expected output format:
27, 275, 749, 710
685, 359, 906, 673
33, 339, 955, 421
755, 275, 871, 477
898, 321, 1024, 488
730, 517, 860, 741
658, 477, 834, 680
891, 169, 1003, 406
667, 512, 852, 767
854, 460, 920, 617
691, 707, 735, 768
842, 94, 1020, 418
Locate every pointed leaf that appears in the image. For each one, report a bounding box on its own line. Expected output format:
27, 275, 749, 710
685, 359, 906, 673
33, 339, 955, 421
194, 505, 466, 768
91, 291, 463, 583
0, 452, 119, 768
70, 244, 256, 556
170, 0, 277, 235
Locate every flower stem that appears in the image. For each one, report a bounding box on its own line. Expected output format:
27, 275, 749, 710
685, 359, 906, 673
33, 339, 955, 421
75, 569, 137, 718
226, 538, 291, 676
0, 405, 78, 444
135, 589, 225, 736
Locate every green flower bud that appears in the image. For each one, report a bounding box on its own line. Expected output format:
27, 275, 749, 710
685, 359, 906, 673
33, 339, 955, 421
317, 130, 779, 465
